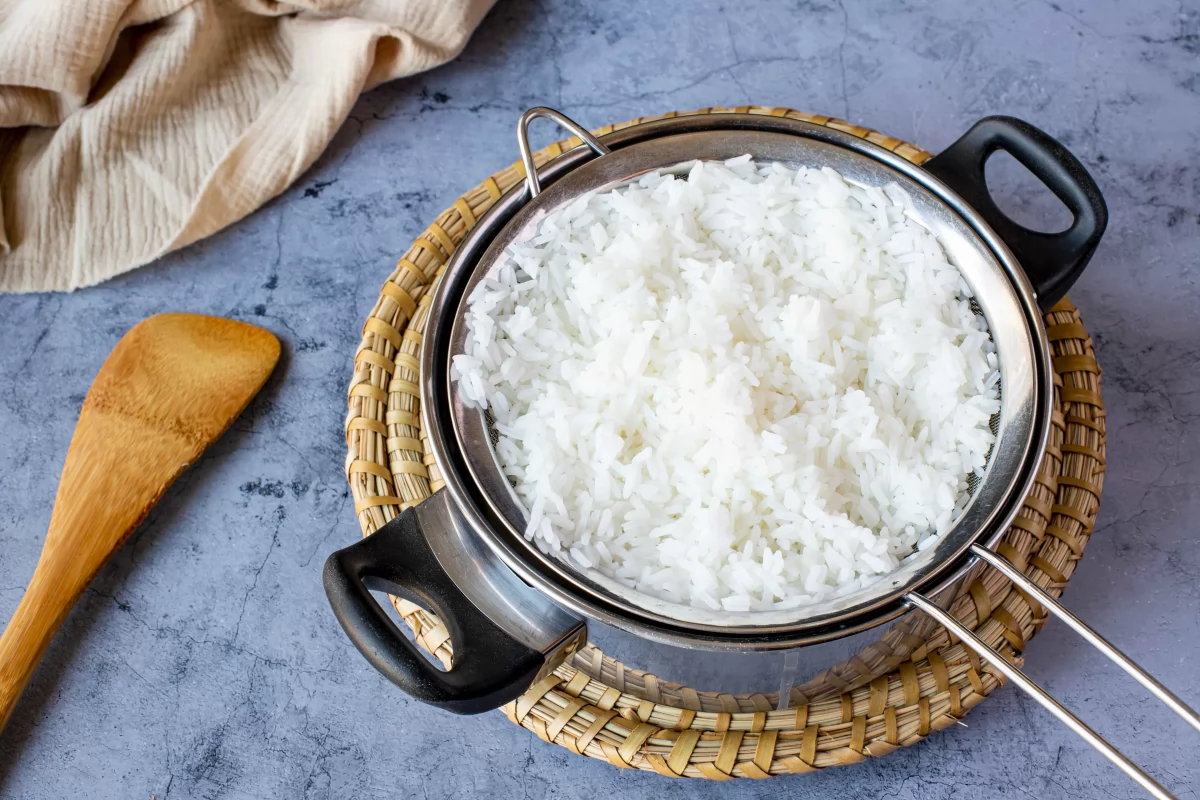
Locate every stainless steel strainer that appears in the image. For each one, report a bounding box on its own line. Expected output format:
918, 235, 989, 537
326, 107, 1198, 797
443, 114, 1037, 638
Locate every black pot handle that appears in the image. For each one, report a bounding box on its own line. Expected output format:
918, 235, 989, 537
323, 504, 544, 714
922, 116, 1108, 311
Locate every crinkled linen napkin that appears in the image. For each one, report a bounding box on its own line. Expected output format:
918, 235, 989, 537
0, 0, 495, 293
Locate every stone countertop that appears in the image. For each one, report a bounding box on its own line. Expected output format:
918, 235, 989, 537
2, 1, 1198, 797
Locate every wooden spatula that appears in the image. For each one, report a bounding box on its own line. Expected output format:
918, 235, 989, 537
0, 313, 280, 733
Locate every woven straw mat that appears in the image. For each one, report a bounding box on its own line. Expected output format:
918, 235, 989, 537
344, 106, 1106, 778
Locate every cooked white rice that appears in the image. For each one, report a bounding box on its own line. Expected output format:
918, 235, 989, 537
452, 156, 1000, 613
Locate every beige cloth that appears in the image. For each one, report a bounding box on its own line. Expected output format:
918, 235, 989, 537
0, 0, 494, 293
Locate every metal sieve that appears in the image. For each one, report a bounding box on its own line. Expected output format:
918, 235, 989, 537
442, 114, 1033, 637
326, 108, 1198, 797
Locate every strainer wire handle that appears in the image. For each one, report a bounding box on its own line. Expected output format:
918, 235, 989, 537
969, 544, 1200, 734
518, 107, 611, 198
906, 540, 1200, 800
906, 592, 1173, 798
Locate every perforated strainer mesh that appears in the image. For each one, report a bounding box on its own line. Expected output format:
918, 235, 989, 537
439, 112, 1046, 636
967, 295, 1003, 498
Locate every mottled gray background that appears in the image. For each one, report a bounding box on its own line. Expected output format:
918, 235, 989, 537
2, 0, 1199, 797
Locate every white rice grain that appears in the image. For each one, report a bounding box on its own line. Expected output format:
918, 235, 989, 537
452, 158, 1000, 612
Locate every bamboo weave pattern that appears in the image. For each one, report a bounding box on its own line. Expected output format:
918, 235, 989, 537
344, 107, 1106, 777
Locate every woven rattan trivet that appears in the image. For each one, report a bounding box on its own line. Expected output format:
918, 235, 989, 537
344, 107, 1106, 778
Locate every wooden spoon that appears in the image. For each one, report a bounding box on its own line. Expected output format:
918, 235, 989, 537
0, 314, 280, 733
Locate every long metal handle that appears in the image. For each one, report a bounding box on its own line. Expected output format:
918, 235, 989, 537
517, 107, 611, 198
905, 592, 1175, 799
971, 544, 1200, 733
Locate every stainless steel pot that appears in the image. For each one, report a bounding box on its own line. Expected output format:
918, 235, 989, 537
325, 108, 1197, 797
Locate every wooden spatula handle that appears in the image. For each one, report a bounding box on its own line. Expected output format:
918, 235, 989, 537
0, 415, 172, 735
0, 314, 279, 737
0, 560, 90, 731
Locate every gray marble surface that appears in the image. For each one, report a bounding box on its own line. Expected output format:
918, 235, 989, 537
2, 0, 1199, 797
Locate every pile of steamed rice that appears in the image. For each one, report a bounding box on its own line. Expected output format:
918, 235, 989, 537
452, 156, 999, 613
